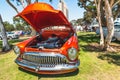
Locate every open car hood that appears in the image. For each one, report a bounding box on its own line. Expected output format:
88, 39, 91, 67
16, 2, 72, 32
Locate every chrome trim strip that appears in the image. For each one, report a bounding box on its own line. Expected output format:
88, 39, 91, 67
24, 52, 66, 58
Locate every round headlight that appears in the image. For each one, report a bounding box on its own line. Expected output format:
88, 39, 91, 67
13, 46, 20, 55
68, 47, 77, 61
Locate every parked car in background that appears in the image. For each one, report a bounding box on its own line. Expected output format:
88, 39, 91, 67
0, 32, 19, 40
0, 33, 2, 40
96, 25, 120, 41
12, 30, 25, 36
75, 25, 83, 31
13, 3, 80, 74
7, 32, 19, 40
114, 29, 120, 41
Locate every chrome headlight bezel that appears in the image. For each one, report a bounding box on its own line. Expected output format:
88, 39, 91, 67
13, 46, 20, 55
68, 47, 78, 61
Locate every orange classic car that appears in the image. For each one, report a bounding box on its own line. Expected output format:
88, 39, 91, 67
13, 2, 80, 74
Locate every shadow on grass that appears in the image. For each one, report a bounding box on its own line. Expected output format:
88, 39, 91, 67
78, 33, 102, 52
78, 33, 100, 43
80, 44, 103, 52
19, 67, 79, 79
98, 53, 120, 66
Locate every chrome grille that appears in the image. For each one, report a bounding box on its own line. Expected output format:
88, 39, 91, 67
22, 52, 67, 66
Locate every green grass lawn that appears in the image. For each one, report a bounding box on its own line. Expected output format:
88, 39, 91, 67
0, 32, 120, 80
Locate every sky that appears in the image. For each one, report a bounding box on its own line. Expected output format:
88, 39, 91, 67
0, 0, 85, 23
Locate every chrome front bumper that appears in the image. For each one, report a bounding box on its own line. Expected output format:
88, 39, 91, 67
15, 59, 80, 71
15, 52, 80, 72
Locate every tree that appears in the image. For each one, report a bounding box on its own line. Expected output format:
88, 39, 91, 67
70, 18, 84, 26
94, 0, 104, 49
76, 18, 84, 26
83, 11, 94, 25
0, 15, 10, 52
78, 0, 120, 51
13, 17, 29, 31
104, 0, 115, 50
3, 21, 15, 31
70, 20, 77, 26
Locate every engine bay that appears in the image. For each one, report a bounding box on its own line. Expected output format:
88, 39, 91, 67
36, 34, 64, 49
27, 27, 73, 49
